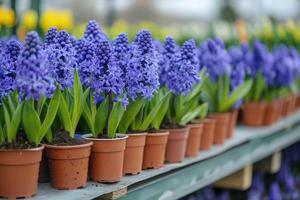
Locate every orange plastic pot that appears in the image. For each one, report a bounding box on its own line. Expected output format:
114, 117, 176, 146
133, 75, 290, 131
45, 141, 93, 189
165, 127, 189, 163
83, 134, 127, 183
123, 133, 147, 175
185, 123, 203, 157
142, 131, 169, 170
242, 102, 266, 126
297, 95, 300, 108
290, 95, 298, 113
0, 145, 44, 199
264, 100, 280, 125
209, 112, 231, 144
228, 109, 239, 139
197, 118, 215, 150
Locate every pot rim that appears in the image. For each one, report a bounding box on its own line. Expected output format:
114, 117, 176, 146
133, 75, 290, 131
0, 144, 44, 152
126, 132, 147, 136
162, 127, 189, 131
82, 133, 128, 141
187, 123, 204, 128
44, 141, 93, 149
147, 130, 169, 136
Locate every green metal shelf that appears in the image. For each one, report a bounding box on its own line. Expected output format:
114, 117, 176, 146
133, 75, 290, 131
31, 110, 300, 200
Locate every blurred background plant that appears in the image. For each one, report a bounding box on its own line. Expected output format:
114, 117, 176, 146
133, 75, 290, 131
1, 0, 300, 48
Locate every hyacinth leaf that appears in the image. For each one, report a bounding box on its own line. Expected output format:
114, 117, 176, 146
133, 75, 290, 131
118, 98, 144, 134
45, 129, 53, 143
180, 104, 207, 126
253, 73, 266, 102
58, 92, 72, 134
151, 92, 171, 130
140, 92, 170, 131
94, 97, 109, 137
37, 96, 46, 115
3, 101, 23, 143
108, 102, 125, 138
174, 95, 183, 123
201, 79, 218, 112
198, 102, 208, 119
217, 75, 229, 112
22, 101, 41, 145
221, 79, 253, 112
83, 101, 94, 134
38, 89, 60, 143
71, 69, 81, 127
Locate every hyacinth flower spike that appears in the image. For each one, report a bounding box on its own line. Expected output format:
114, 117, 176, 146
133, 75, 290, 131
118, 30, 171, 133
15, 31, 60, 145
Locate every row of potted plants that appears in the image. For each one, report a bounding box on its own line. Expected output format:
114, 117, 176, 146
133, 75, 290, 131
0, 20, 300, 199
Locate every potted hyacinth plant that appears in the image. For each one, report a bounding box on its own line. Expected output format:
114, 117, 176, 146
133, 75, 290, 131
0, 33, 60, 198
199, 38, 252, 144
243, 40, 273, 126
116, 30, 170, 175
39, 29, 92, 190
156, 37, 209, 158
264, 45, 300, 125
80, 21, 128, 183
227, 43, 251, 137
158, 38, 204, 163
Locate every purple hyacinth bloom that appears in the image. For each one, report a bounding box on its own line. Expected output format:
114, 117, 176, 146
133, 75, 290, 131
202, 187, 216, 200
44, 30, 76, 89
165, 39, 199, 95
16, 31, 55, 101
75, 39, 97, 87
156, 36, 179, 86
228, 43, 249, 90
268, 182, 282, 200
272, 45, 294, 87
112, 33, 130, 75
126, 30, 159, 100
216, 190, 229, 200
83, 20, 107, 44
92, 39, 126, 105
0, 39, 23, 97
249, 40, 274, 85
44, 27, 58, 46
199, 38, 231, 82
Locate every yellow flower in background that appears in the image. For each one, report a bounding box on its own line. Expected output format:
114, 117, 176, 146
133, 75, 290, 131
40, 9, 73, 33
276, 24, 286, 40
260, 18, 273, 40
0, 6, 15, 27
21, 10, 38, 30
109, 20, 129, 39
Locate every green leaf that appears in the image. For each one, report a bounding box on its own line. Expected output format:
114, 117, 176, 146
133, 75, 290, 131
140, 92, 170, 131
7, 102, 23, 143
3, 103, 11, 142
58, 92, 72, 133
71, 69, 81, 128
253, 73, 266, 102
198, 102, 208, 119
38, 89, 60, 143
217, 75, 229, 112
94, 97, 109, 137
22, 101, 41, 145
180, 104, 206, 126
118, 98, 144, 133
221, 79, 253, 112
151, 91, 171, 130
108, 102, 125, 138
45, 129, 53, 143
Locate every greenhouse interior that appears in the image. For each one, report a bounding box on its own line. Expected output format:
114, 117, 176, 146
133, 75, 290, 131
1, 0, 300, 199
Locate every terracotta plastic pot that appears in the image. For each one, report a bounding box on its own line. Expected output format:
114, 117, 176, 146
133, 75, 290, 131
82, 134, 127, 183
209, 112, 231, 144
264, 100, 280, 125
142, 131, 169, 170
228, 109, 239, 139
45, 141, 93, 189
280, 98, 288, 117
276, 98, 284, 120
242, 102, 266, 126
165, 127, 189, 163
0, 145, 44, 199
123, 132, 147, 175
290, 95, 298, 113
297, 95, 300, 108
185, 123, 203, 157
197, 118, 215, 150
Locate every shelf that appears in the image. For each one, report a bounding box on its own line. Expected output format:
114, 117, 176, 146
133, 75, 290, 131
31, 110, 300, 200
